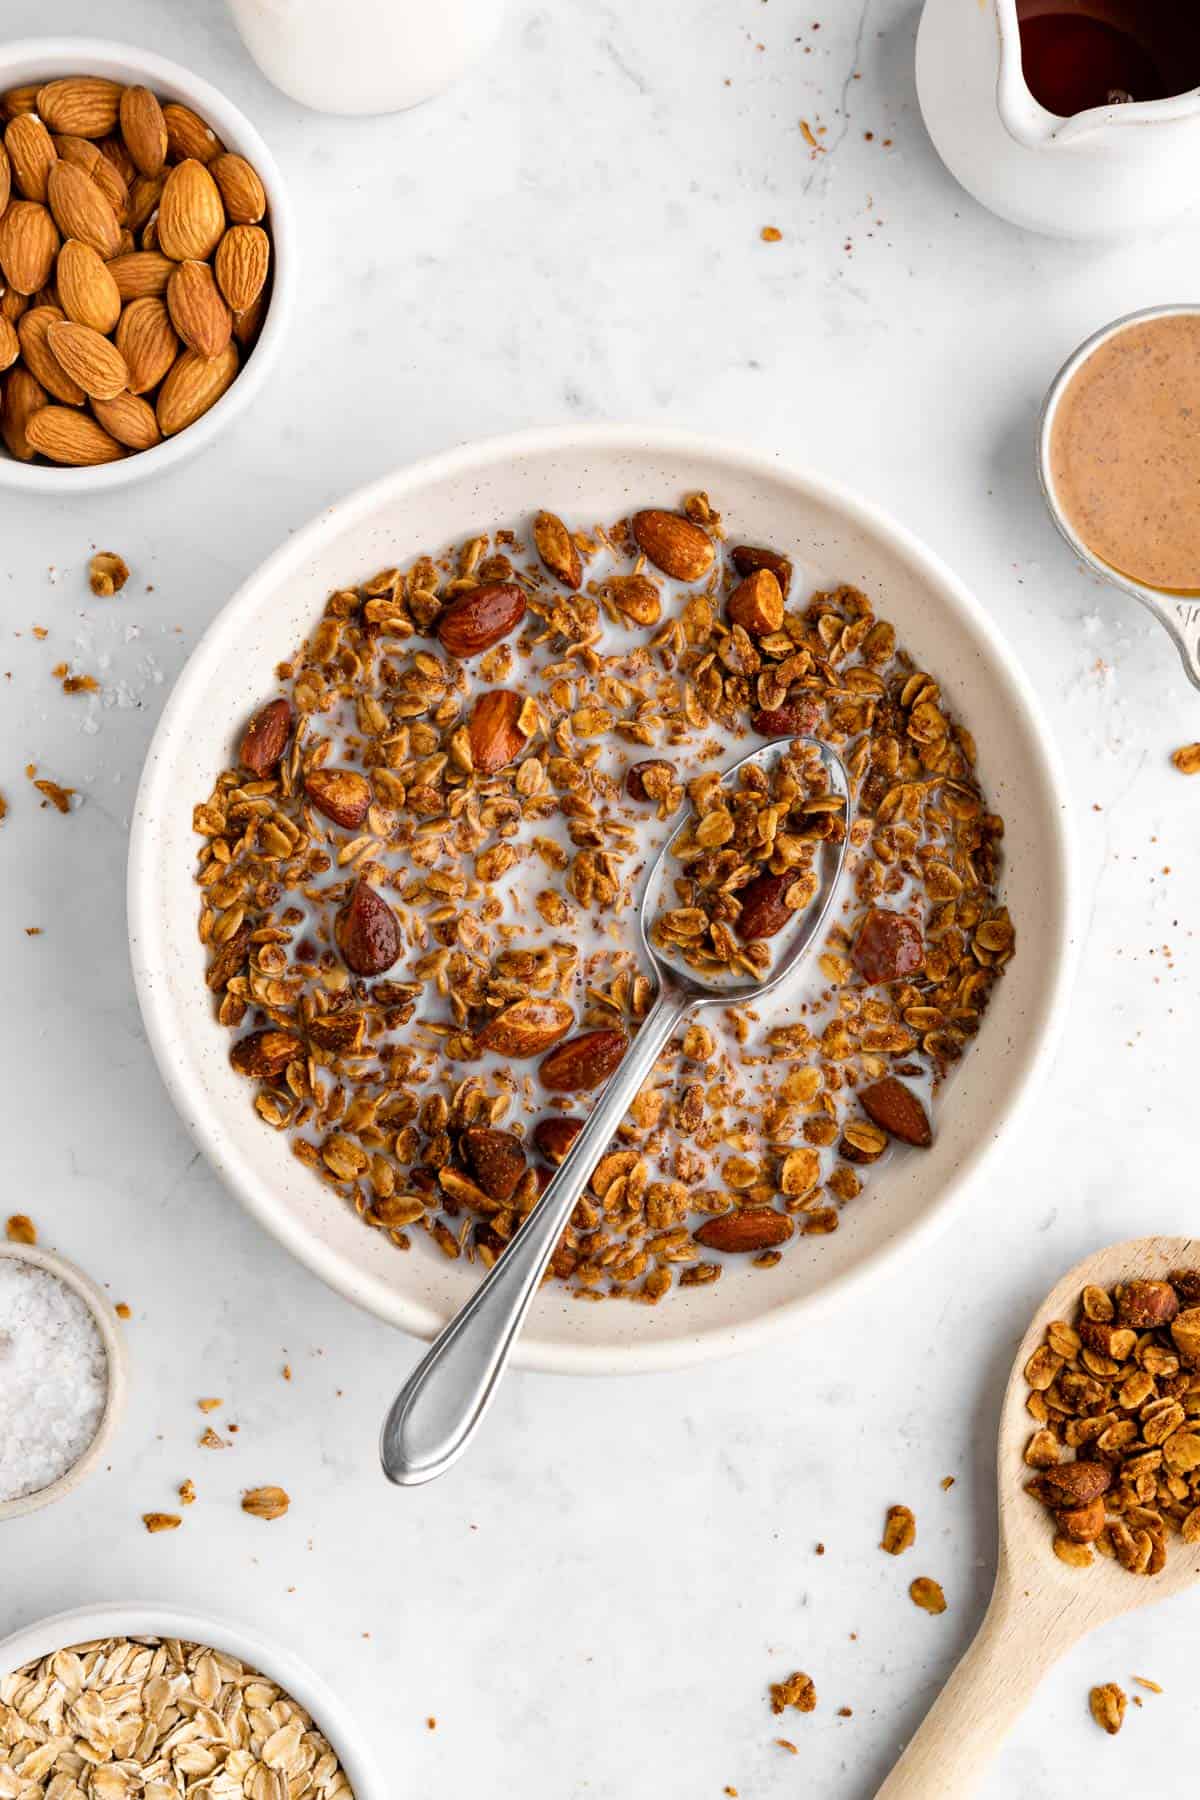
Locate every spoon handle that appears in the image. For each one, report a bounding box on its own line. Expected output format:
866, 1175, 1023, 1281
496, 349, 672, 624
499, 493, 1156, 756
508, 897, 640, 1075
380, 982, 696, 1487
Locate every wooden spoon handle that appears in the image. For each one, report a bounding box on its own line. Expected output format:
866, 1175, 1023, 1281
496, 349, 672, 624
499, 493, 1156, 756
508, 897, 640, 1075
876, 1572, 1070, 1799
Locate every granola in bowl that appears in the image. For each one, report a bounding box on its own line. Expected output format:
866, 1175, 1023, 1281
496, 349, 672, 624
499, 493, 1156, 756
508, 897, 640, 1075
191, 493, 1015, 1305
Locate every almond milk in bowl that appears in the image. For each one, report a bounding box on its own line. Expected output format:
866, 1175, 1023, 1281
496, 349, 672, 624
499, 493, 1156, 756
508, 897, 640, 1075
129, 426, 1077, 1372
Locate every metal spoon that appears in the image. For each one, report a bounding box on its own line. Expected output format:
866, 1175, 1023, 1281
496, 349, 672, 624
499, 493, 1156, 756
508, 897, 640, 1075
380, 736, 852, 1488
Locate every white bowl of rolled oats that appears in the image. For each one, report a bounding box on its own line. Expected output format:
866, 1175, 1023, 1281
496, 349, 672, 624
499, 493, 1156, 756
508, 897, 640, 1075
128, 426, 1078, 1371
0, 1605, 378, 1795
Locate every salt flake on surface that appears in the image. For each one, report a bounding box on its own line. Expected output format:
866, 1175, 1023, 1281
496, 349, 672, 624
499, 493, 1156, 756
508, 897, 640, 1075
0, 1258, 108, 1503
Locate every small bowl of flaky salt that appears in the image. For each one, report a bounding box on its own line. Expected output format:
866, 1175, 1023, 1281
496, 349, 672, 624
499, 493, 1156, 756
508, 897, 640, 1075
0, 1242, 127, 1522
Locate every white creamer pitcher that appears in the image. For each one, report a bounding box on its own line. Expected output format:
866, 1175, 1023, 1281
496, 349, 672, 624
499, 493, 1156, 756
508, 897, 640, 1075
225, 0, 506, 115
916, 0, 1200, 238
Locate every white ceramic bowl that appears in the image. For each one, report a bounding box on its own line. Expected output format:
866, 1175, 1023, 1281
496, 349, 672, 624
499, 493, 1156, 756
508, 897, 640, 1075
0, 38, 295, 494
0, 1242, 128, 1523
129, 426, 1078, 1373
0, 1604, 382, 1795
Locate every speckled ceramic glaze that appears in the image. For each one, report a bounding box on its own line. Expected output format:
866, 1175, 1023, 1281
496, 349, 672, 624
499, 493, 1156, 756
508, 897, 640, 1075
128, 427, 1078, 1372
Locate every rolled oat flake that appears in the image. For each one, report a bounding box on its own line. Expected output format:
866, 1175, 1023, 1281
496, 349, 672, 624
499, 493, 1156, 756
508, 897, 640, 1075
0, 1257, 108, 1503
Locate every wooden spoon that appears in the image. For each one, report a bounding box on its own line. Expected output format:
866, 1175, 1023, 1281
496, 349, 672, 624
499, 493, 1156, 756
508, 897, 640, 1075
877, 1236, 1200, 1798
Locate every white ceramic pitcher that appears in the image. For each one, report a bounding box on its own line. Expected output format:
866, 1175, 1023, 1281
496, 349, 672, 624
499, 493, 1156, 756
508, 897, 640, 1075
916, 0, 1200, 238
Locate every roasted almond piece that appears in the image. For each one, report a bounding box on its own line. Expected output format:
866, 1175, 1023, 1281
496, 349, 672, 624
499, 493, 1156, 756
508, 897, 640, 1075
539, 1028, 628, 1092
107, 249, 174, 300
1117, 1279, 1179, 1328
0, 200, 60, 294
156, 341, 238, 435
753, 699, 821, 738
214, 223, 269, 312
859, 1076, 932, 1148
46, 320, 128, 400
625, 757, 676, 802
25, 404, 123, 465
115, 295, 179, 393
1026, 1460, 1112, 1508
167, 258, 232, 358
304, 767, 372, 828
210, 152, 266, 224
239, 697, 291, 775
731, 542, 793, 598
90, 390, 161, 451
532, 1116, 583, 1164
1055, 1495, 1107, 1544
736, 871, 794, 942
157, 158, 226, 261
851, 906, 925, 984
631, 508, 715, 582
37, 78, 122, 138
463, 1127, 526, 1203
163, 102, 224, 165
307, 1010, 365, 1055
0, 316, 17, 374
230, 1029, 302, 1079
468, 688, 528, 773
18, 305, 86, 403
56, 238, 121, 333
437, 582, 526, 657
476, 996, 574, 1057
5, 113, 56, 202
335, 878, 401, 977
606, 573, 661, 625
46, 159, 121, 258
727, 567, 784, 636
532, 509, 582, 589
694, 1208, 794, 1253
1, 366, 47, 460
119, 85, 168, 176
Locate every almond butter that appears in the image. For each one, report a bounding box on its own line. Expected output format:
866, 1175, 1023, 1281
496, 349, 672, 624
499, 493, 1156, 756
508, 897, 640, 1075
18, 305, 86, 403
0, 316, 17, 373
335, 879, 400, 977
476, 997, 575, 1058
631, 508, 715, 582
107, 249, 174, 300
436, 582, 526, 658
46, 318, 128, 399
210, 152, 266, 224
56, 238, 121, 333
538, 1029, 628, 1092
694, 1208, 794, 1253
162, 102, 224, 165
24, 403, 123, 464
532, 509, 582, 589
90, 390, 161, 451
119, 85, 168, 177
304, 767, 372, 828
213, 223, 269, 313
0, 366, 46, 460
115, 295, 179, 394
730, 543, 793, 598
157, 158, 225, 261
467, 688, 528, 773
5, 113, 56, 202
0, 200, 59, 294
156, 341, 237, 435
239, 697, 292, 776
36, 78, 122, 139
167, 258, 231, 358
46, 159, 120, 257
727, 567, 784, 636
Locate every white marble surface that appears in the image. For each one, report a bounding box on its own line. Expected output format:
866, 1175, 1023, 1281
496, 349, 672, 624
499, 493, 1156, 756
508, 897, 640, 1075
2, 0, 1198, 1793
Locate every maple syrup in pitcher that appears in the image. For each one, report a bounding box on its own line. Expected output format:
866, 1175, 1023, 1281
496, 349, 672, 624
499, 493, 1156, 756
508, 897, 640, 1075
1017, 1, 1200, 117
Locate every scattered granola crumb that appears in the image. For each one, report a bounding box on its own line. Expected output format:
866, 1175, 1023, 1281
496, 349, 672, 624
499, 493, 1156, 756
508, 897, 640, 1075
760, 225, 782, 242
199, 1427, 228, 1449
941, 1476, 955, 1490
89, 551, 130, 597
1171, 742, 1200, 775
4, 1215, 36, 1245
775, 1738, 798, 1754
178, 1478, 196, 1505
881, 1504, 916, 1554
33, 778, 75, 814
31, 626, 47, 639
426, 1717, 436, 1730
61, 673, 100, 695
815, 1542, 825, 1555
115, 1302, 131, 1320
24, 927, 41, 937
1089, 1682, 1127, 1735
197, 1397, 223, 1412
282, 1364, 292, 1381
142, 1512, 181, 1533
770, 1672, 817, 1715
838, 1706, 853, 1717
724, 1789, 738, 1797
242, 1485, 290, 1520
0, 792, 6, 825
1133, 1676, 1163, 1694
800, 119, 819, 149
909, 1577, 947, 1615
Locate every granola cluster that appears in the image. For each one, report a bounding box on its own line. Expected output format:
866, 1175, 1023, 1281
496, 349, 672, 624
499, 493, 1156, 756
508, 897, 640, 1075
1024, 1271, 1200, 1573
192, 495, 1013, 1302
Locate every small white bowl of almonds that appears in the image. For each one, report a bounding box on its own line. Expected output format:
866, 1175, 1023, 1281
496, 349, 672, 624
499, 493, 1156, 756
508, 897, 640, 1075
0, 38, 294, 489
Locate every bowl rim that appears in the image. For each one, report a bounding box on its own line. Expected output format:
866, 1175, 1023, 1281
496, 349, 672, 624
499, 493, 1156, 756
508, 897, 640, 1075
0, 1603, 384, 1794
0, 1242, 129, 1522
128, 423, 1080, 1374
0, 36, 295, 494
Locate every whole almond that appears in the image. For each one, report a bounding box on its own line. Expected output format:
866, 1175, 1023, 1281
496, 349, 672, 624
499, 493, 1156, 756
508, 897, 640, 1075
0, 316, 17, 373
162, 103, 224, 165
37, 78, 122, 138
239, 697, 292, 775
97, 133, 137, 186
436, 582, 526, 657
108, 249, 174, 300
54, 137, 127, 219
24, 404, 123, 464
0, 287, 28, 324
0, 140, 9, 215
730, 543, 794, 598
47, 159, 121, 257
0, 200, 60, 294
210, 152, 266, 224
632, 508, 715, 582
1, 366, 47, 460
1, 86, 40, 122
156, 341, 238, 435
56, 238, 121, 333
538, 1029, 628, 1093
229, 1029, 302, 1080
18, 305, 86, 403
46, 320, 129, 400
303, 766, 372, 828
90, 390, 161, 450
1117, 1279, 1179, 1328
531, 1116, 583, 1164
467, 688, 527, 773
125, 172, 164, 233
232, 289, 267, 349
157, 158, 225, 261
1026, 1461, 1112, 1509
5, 113, 56, 202
119, 85, 168, 176
214, 223, 269, 312
752, 699, 820, 738
116, 296, 179, 393
335, 879, 401, 977
858, 1077, 933, 1148
736, 871, 795, 942
167, 258, 231, 358
851, 906, 925, 985
532, 509, 582, 589
694, 1208, 794, 1253
728, 567, 784, 636
462, 1127, 527, 1203
476, 997, 574, 1058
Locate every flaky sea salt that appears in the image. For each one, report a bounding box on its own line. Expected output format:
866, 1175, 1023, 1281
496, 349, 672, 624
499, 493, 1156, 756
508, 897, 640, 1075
0, 1257, 108, 1503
